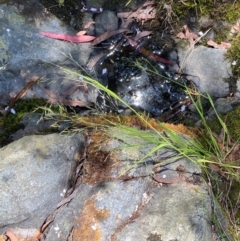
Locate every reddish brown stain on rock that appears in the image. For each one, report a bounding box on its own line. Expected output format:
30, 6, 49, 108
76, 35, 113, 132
73, 198, 110, 241
82, 131, 118, 185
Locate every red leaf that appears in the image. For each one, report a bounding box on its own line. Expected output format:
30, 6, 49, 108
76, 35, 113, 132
39, 31, 95, 43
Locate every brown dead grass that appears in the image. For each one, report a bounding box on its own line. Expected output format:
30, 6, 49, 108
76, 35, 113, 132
82, 130, 116, 185
72, 114, 197, 138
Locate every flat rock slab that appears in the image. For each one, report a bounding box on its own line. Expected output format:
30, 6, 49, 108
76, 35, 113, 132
45, 178, 211, 241
0, 133, 84, 232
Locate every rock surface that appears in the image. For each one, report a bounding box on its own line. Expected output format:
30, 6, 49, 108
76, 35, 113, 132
0, 128, 214, 240
95, 10, 119, 35
178, 45, 231, 97
0, 1, 236, 240
0, 0, 97, 107
0, 133, 84, 232
0, 0, 238, 114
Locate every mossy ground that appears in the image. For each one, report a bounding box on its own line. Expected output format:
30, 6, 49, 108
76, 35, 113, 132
0, 99, 58, 146
154, 0, 240, 27
227, 33, 240, 79
204, 105, 240, 142
158, 1, 240, 79
170, 0, 240, 24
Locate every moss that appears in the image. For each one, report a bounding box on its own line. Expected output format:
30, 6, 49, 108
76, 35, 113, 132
170, 0, 240, 22
206, 121, 222, 137
226, 33, 240, 78
0, 98, 57, 146
155, 1, 240, 44
204, 105, 240, 142
224, 2, 240, 23
228, 180, 240, 225
70, 114, 197, 138
172, 0, 214, 19
224, 105, 240, 141
8, 12, 25, 25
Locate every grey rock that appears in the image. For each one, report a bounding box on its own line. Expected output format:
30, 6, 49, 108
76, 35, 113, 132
178, 45, 231, 97
10, 113, 56, 141
0, 1, 97, 106
206, 97, 240, 120
44, 127, 213, 241
95, 10, 119, 35
0, 133, 84, 233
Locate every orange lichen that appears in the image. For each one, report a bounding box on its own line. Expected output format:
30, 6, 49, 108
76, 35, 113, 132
73, 198, 110, 241
72, 114, 196, 138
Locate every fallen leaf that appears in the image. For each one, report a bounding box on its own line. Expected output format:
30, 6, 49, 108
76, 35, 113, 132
233, 24, 240, 32
39, 31, 95, 43
92, 29, 129, 46
0, 234, 6, 241
176, 25, 199, 46
133, 31, 152, 41
87, 52, 106, 70
207, 39, 231, 49
117, 1, 156, 22
76, 30, 86, 36
39, 83, 90, 107
126, 38, 174, 65
4, 76, 39, 117
5, 228, 41, 241
152, 174, 183, 184
208, 163, 228, 179
40, 188, 79, 233
57, 187, 78, 208
5, 231, 17, 241
40, 218, 54, 233
9, 92, 17, 98
83, 21, 95, 29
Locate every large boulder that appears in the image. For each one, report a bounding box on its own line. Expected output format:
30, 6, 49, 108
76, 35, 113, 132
0, 133, 84, 232
0, 127, 215, 240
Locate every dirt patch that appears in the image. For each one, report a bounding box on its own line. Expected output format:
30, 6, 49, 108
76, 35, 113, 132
82, 130, 118, 185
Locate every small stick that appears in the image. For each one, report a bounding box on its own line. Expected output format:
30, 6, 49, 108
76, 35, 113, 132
4, 76, 40, 117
